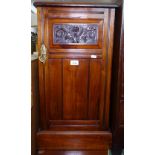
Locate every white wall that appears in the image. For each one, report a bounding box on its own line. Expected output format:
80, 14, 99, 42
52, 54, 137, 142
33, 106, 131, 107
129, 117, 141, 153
31, 12, 37, 26
31, 0, 37, 27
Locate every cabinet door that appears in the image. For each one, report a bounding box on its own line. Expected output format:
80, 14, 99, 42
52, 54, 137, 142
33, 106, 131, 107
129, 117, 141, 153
38, 7, 115, 130
44, 58, 103, 130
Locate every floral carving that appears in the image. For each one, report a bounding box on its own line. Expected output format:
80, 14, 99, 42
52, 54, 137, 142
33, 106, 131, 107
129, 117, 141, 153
53, 24, 98, 44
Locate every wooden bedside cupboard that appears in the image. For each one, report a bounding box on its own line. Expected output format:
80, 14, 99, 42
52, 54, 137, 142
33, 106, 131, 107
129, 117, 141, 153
34, 0, 122, 154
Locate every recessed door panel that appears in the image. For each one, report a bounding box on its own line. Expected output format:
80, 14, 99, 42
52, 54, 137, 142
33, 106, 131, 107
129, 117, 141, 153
45, 58, 103, 129
63, 59, 89, 120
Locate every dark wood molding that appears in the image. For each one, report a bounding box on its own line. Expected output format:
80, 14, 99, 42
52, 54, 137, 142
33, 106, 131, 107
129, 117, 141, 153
34, 0, 122, 8
110, 3, 124, 149
37, 150, 108, 155
31, 59, 39, 155
37, 131, 112, 150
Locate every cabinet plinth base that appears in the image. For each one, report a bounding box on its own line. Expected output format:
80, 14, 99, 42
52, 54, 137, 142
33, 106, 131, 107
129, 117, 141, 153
36, 131, 112, 150
37, 150, 108, 155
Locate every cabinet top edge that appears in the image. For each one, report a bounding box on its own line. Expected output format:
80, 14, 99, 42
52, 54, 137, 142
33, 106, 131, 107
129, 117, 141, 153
33, 0, 122, 8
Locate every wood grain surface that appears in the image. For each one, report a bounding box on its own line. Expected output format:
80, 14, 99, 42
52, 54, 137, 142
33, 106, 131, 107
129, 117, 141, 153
36, 2, 116, 153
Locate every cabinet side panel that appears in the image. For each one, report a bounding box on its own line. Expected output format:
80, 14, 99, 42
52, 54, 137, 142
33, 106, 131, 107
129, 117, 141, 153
104, 9, 115, 129
37, 7, 47, 129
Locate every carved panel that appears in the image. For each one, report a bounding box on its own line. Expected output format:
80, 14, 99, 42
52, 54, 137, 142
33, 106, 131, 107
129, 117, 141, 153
53, 24, 98, 44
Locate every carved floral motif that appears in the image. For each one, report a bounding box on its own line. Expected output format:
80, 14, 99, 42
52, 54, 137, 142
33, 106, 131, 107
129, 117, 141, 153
53, 24, 98, 44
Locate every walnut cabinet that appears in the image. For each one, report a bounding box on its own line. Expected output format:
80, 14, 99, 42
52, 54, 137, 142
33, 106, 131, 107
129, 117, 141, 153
34, 0, 121, 154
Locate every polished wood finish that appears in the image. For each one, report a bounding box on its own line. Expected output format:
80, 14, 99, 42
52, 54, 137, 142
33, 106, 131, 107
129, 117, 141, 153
37, 131, 112, 150
48, 19, 103, 49
37, 7, 47, 129
47, 59, 62, 120
88, 59, 102, 119
45, 58, 105, 130
39, 7, 115, 131
37, 150, 108, 155
35, 0, 119, 153
110, 4, 124, 149
34, 0, 122, 8
31, 59, 39, 155
103, 8, 115, 129
63, 59, 88, 120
